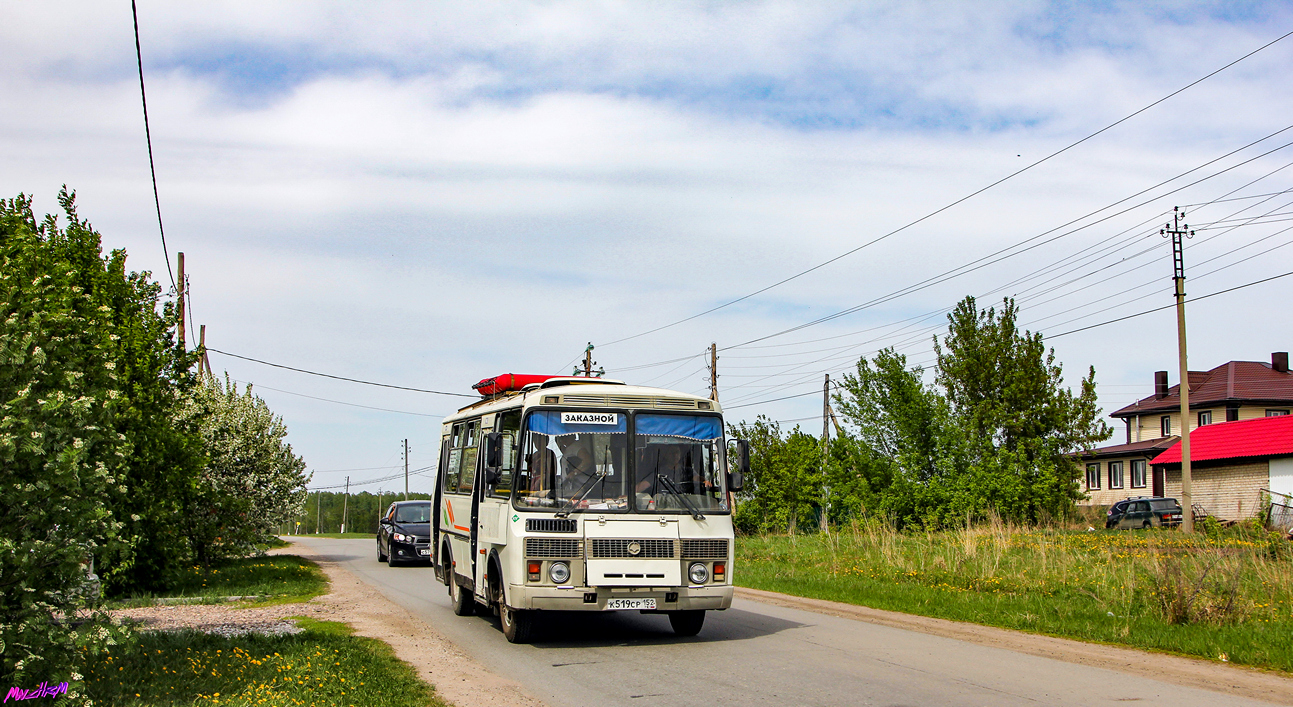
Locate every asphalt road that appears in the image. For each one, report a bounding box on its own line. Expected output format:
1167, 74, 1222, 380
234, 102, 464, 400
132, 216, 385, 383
295, 537, 1270, 707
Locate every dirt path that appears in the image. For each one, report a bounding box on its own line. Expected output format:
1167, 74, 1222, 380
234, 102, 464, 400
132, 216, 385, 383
736, 586, 1293, 706
112, 542, 546, 707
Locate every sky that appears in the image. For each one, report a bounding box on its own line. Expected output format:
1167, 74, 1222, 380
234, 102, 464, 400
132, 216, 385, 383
3, 1, 1293, 494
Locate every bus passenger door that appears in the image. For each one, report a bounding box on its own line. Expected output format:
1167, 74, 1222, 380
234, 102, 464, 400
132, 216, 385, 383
432, 432, 450, 584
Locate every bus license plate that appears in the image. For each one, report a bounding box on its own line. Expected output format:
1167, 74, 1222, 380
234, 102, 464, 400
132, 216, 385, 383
605, 598, 656, 611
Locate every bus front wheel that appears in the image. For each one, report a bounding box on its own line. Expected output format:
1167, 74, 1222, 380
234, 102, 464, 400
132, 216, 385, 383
500, 603, 535, 643
447, 555, 475, 616
668, 610, 705, 636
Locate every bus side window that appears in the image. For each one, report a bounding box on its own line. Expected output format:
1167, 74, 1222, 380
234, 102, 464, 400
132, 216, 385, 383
491, 409, 522, 498
445, 425, 463, 493
458, 419, 479, 495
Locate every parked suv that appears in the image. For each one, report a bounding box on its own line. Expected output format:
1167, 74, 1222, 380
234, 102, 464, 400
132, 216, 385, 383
377, 501, 432, 566
1106, 497, 1184, 529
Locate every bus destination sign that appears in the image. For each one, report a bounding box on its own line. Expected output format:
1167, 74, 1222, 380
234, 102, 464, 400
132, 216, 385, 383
561, 412, 618, 425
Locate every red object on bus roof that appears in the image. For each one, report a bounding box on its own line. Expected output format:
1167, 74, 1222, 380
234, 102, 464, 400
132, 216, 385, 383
472, 374, 559, 395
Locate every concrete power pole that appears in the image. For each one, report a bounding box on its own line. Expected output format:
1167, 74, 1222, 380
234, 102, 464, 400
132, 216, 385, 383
404, 439, 410, 501
315, 491, 321, 534
709, 343, 719, 401
1163, 208, 1194, 533
341, 476, 350, 534
820, 373, 831, 533
176, 252, 186, 349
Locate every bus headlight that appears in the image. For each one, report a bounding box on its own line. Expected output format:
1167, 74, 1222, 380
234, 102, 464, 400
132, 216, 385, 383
549, 562, 571, 584
689, 562, 709, 584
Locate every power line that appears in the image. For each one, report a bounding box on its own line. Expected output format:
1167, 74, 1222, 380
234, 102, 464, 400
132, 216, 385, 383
598, 28, 1293, 349
130, 0, 174, 288
234, 379, 445, 418
1034, 269, 1293, 338
207, 348, 477, 397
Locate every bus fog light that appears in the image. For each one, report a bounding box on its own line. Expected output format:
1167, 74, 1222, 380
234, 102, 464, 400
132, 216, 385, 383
688, 562, 709, 584
549, 562, 571, 584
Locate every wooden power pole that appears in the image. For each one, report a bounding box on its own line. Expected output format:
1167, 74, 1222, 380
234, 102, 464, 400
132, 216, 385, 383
1163, 208, 1194, 532
820, 373, 831, 533
341, 476, 350, 534
709, 343, 719, 401
176, 252, 186, 349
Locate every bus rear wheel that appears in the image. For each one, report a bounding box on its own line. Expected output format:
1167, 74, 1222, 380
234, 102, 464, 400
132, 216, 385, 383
500, 604, 534, 643
668, 610, 705, 636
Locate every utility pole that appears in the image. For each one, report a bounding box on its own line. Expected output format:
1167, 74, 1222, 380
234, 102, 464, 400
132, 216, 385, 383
573, 343, 605, 378
176, 252, 186, 349
377, 488, 382, 528
1163, 207, 1195, 533
820, 373, 831, 533
708, 343, 719, 401
341, 476, 350, 534
403, 439, 410, 501
198, 324, 212, 377
315, 491, 320, 534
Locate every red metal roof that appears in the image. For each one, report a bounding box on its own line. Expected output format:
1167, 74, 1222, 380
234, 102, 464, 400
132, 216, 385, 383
1151, 414, 1293, 465
1111, 359, 1293, 417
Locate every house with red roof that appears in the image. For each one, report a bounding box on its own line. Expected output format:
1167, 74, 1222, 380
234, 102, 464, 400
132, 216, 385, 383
1151, 414, 1293, 521
1076, 352, 1293, 513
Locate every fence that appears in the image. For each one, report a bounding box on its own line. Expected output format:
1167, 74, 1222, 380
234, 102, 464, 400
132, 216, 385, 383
1265, 488, 1293, 534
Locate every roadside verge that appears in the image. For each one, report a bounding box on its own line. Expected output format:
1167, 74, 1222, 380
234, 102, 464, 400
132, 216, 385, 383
735, 586, 1293, 706
283, 539, 548, 707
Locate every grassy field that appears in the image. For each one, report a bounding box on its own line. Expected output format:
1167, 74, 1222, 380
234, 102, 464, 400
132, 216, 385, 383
84, 619, 443, 707
736, 520, 1293, 673
112, 555, 329, 607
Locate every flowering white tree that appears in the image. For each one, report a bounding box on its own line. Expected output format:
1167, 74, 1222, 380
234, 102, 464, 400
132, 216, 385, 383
181, 375, 309, 563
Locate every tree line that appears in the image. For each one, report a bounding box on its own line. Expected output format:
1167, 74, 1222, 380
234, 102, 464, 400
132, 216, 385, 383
1, 191, 309, 695
730, 297, 1111, 534
290, 491, 434, 535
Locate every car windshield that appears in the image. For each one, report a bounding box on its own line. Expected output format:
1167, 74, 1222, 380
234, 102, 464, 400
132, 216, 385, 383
395, 504, 430, 523
633, 414, 727, 513
514, 411, 629, 511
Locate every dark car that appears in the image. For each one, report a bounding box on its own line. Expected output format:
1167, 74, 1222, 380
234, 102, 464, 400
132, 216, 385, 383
377, 501, 432, 566
1106, 496, 1184, 529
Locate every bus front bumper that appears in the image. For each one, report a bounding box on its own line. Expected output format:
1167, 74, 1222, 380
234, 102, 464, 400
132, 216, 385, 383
507, 584, 733, 612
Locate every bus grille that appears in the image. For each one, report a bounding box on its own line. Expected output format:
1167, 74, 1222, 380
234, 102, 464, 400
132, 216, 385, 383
526, 518, 578, 533
590, 539, 676, 558
682, 539, 729, 559
525, 538, 583, 558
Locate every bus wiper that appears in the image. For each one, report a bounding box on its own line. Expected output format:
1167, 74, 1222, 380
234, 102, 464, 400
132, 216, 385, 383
656, 475, 705, 520
555, 471, 606, 518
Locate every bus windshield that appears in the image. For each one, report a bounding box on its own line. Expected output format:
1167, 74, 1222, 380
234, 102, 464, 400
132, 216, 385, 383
514, 411, 629, 511
633, 414, 727, 513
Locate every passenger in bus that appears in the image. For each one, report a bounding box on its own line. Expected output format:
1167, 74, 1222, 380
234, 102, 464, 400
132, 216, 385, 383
556, 435, 596, 498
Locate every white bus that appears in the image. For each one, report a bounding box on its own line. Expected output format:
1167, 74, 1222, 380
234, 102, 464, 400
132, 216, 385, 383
431, 374, 748, 643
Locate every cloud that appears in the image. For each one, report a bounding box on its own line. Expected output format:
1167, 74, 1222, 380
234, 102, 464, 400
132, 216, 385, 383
2, 1, 1292, 484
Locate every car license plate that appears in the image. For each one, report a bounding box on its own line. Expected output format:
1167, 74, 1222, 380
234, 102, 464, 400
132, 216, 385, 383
418, 548, 431, 556
605, 598, 656, 611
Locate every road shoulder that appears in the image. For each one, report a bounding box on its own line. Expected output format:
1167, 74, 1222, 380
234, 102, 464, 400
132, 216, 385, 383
283, 540, 548, 707
736, 586, 1293, 706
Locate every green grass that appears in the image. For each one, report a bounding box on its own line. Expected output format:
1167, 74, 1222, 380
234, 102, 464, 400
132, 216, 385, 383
284, 533, 376, 540
84, 619, 444, 707
112, 555, 329, 608
737, 522, 1293, 673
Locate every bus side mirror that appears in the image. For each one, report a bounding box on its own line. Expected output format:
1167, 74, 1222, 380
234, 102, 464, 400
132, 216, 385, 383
484, 432, 502, 468
729, 439, 750, 492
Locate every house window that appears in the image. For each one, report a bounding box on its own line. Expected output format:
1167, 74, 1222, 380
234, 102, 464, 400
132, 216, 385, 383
1131, 459, 1147, 488
1226, 405, 1239, 422
1198, 410, 1213, 426
1160, 416, 1172, 436
1108, 461, 1124, 489
1268, 409, 1290, 417
1086, 463, 1101, 490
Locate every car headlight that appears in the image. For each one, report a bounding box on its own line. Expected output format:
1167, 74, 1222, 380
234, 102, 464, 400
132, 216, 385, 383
689, 562, 709, 584
549, 562, 571, 584
393, 532, 409, 543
